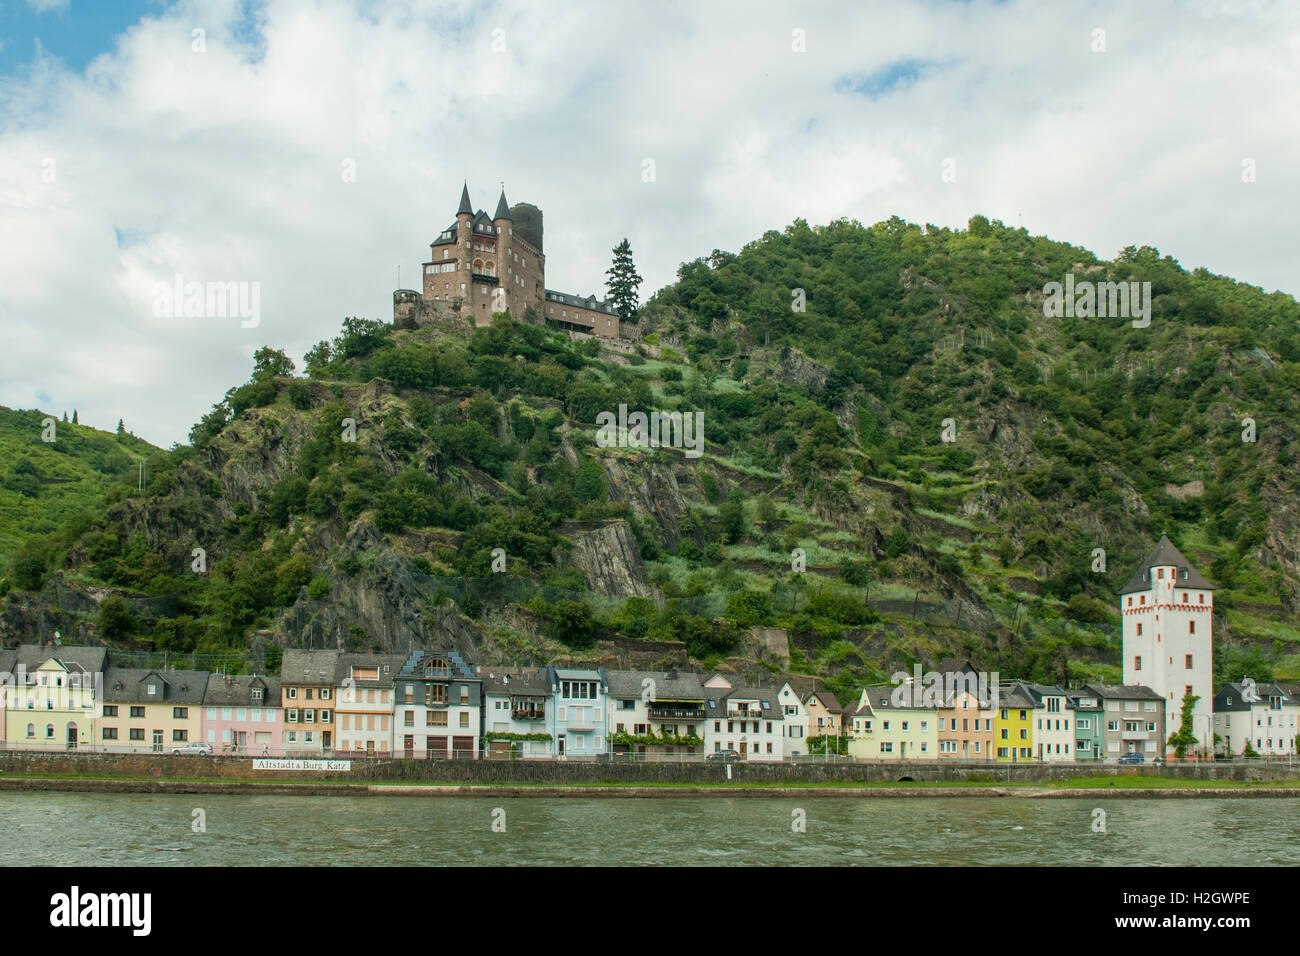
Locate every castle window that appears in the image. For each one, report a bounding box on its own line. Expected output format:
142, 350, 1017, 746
1134, 656, 1141, 671
1189, 621, 1195, 634
1136, 623, 1142, 636
1199, 593, 1204, 603
1140, 595, 1145, 605
1127, 597, 1132, 607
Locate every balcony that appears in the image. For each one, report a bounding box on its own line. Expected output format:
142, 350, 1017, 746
727, 710, 763, 721
1121, 730, 1151, 741
648, 706, 705, 721
470, 272, 499, 285
565, 714, 595, 732
512, 708, 546, 721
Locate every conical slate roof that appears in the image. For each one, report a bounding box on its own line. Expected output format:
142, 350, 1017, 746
494, 189, 511, 221
458, 181, 473, 216
1120, 533, 1216, 594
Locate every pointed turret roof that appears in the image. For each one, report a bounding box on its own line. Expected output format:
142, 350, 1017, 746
494, 188, 512, 221
457, 181, 473, 216
1120, 533, 1216, 594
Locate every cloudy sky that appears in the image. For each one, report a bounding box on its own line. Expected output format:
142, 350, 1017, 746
1, 0, 1297, 447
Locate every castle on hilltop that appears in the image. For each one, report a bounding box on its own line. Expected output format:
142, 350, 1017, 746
393, 182, 621, 339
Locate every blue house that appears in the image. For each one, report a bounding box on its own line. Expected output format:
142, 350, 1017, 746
547, 666, 608, 758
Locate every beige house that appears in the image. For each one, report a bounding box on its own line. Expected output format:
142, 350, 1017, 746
98, 668, 206, 753
334, 654, 404, 757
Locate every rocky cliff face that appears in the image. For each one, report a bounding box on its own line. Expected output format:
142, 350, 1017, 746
556, 520, 653, 598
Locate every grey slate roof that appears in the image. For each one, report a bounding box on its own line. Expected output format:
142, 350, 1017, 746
479, 666, 550, 698
857, 684, 940, 712
202, 673, 281, 707
398, 649, 478, 681
1213, 681, 1292, 712
103, 667, 208, 705
998, 683, 1038, 710
544, 289, 617, 315
281, 649, 342, 686
458, 182, 474, 216
337, 653, 406, 689
494, 189, 511, 221
0, 649, 17, 677
431, 223, 457, 247
1120, 534, 1216, 594
1083, 683, 1165, 702
606, 669, 705, 702
471, 210, 498, 236
15, 643, 107, 676
805, 691, 843, 714
703, 684, 783, 721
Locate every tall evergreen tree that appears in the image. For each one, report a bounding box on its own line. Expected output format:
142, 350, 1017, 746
72, 409, 78, 424
116, 418, 124, 434
605, 238, 642, 324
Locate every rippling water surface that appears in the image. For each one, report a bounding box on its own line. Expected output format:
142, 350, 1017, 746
4, 793, 1297, 866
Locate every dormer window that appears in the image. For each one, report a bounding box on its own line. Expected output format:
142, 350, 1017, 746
147, 684, 157, 696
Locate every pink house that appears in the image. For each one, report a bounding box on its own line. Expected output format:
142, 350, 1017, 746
201, 674, 283, 756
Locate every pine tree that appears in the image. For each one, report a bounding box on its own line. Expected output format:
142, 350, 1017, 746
605, 238, 642, 324
116, 418, 124, 434
72, 410, 78, 424
62, 411, 68, 422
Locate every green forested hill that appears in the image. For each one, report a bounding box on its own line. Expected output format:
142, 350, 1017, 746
3, 215, 1298, 700
0, 408, 159, 572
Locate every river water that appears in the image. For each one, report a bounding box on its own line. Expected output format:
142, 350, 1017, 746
4, 792, 1297, 865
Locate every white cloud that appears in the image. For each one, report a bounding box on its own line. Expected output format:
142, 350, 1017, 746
25, 0, 70, 13
0, 0, 1297, 446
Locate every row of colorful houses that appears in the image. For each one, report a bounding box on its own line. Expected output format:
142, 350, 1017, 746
1, 644, 1295, 760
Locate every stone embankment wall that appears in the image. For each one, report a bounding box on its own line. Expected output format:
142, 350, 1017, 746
1, 751, 1297, 785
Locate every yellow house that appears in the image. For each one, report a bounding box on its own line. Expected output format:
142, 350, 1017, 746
847, 685, 939, 760
3, 645, 106, 751
98, 668, 207, 753
994, 683, 1036, 762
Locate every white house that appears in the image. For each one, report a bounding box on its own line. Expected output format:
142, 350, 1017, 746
702, 674, 785, 760
480, 667, 554, 759
778, 682, 809, 756
1213, 682, 1299, 756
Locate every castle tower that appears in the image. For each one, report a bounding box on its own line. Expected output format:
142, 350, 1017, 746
492, 188, 512, 316
1120, 534, 1215, 756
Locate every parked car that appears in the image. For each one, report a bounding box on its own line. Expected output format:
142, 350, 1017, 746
707, 750, 741, 762
1117, 752, 1145, 764
172, 741, 213, 756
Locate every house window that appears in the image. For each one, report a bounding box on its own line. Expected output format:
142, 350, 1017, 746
103, 705, 118, 717
1185, 655, 1193, 669
130, 706, 145, 718
288, 688, 298, 699
25, 723, 34, 738
173, 707, 187, 719
129, 728, 144, 741
102, 728, 118, 740
173, 730, 188, 742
